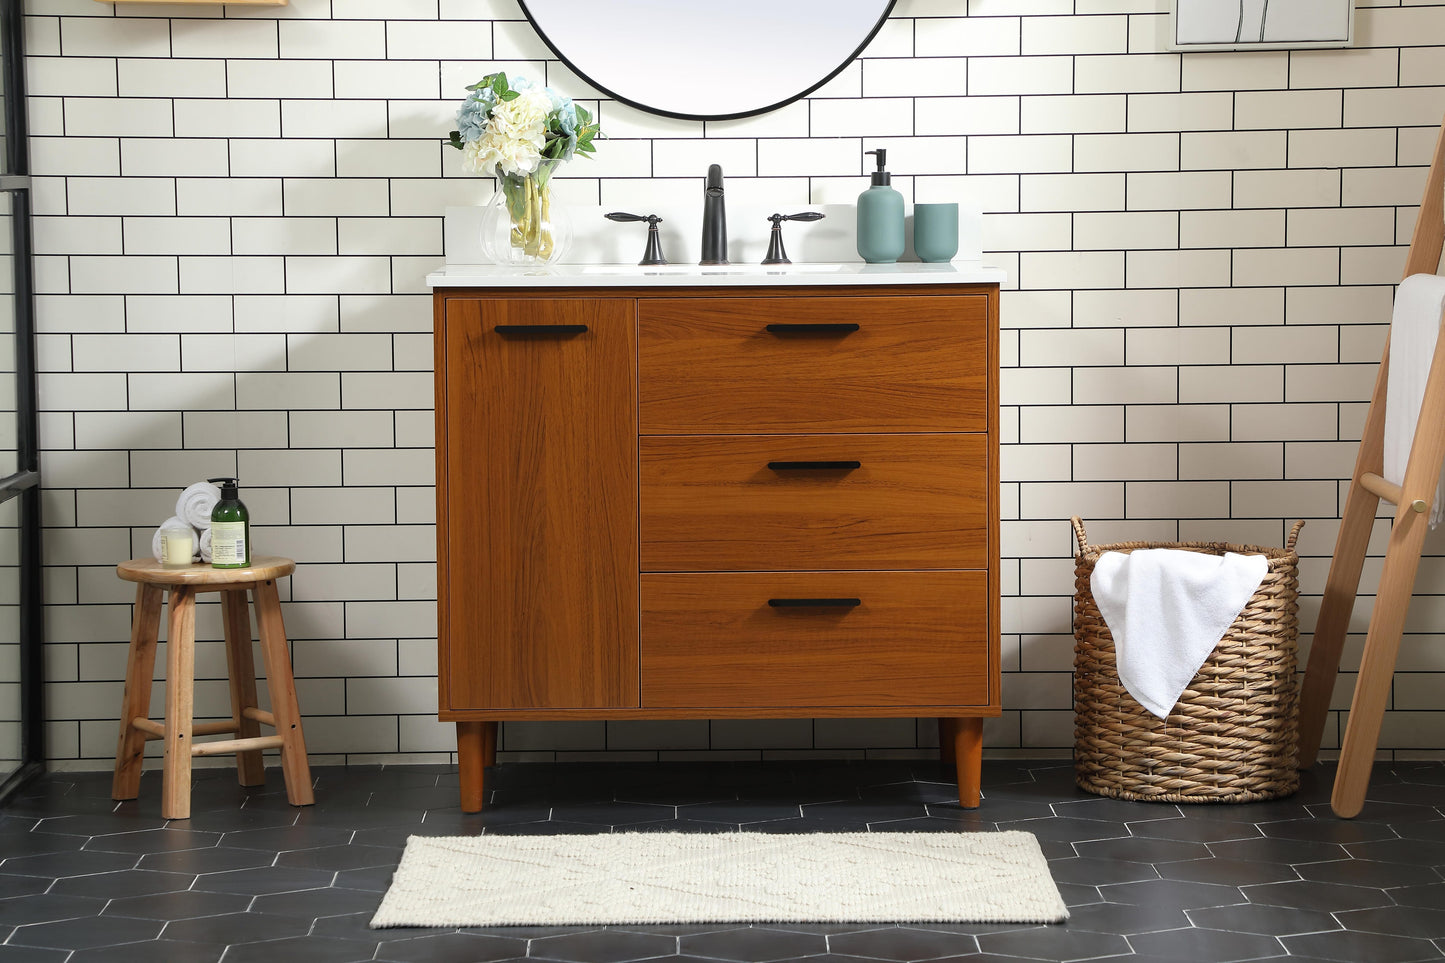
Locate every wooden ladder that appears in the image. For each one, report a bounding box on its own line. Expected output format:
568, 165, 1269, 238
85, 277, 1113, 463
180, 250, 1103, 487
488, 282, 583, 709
1296, 115, 1445, 817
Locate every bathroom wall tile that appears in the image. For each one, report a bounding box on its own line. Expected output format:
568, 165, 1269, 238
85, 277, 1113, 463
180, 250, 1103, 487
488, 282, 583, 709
1125, 170, 1232, 211
1075, 53, 1180, 94
1178, 364, 1283, 404
227, 58, 334, 99
1073, 289, 1178, 328
1021, 173, 1124, 213
171, 18, 278, 59
968, 56, 1074, 96
1074, 211, 1177, 250
1022, 15, 1128, 55
1074, 132, 1180, 173
118, 58, 227, 98
1235, 89, 1343, 130
1287, 128, 1396, 170
1126, 92, 1232, 133
1234, 168, 1341, 209
1021, 94, 1126, 134
173, 99, 281, 138
1180, 210, 1284, 249
1073, 442, 1178, 481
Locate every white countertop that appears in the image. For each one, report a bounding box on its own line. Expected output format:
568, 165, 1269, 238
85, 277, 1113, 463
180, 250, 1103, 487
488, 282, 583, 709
427, 261, 1006, 288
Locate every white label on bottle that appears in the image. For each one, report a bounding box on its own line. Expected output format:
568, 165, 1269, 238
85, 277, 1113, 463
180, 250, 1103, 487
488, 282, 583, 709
211, 520, 247, 565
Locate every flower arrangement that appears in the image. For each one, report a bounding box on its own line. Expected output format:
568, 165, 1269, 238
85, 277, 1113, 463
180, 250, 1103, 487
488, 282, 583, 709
447, 73, 600, 263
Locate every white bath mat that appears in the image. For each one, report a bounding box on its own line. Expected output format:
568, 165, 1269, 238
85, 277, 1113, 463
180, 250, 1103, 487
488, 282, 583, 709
370, 830, 1068, 927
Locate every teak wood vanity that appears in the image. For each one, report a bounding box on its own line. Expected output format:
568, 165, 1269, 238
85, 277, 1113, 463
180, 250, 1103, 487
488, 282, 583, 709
430, 264, 1002, 812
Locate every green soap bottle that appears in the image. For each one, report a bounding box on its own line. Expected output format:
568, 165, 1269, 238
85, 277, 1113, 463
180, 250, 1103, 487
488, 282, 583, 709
856, 148, 905, 264
208, 476, 251, 569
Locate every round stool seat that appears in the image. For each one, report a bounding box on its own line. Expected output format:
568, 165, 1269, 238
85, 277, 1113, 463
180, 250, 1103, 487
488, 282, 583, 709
117, 555, 295, 587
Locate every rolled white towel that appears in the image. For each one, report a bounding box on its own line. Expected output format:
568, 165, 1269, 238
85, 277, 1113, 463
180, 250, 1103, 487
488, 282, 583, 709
151, 516, 191, 562
176, 481, 221, 530
198, 527, 213, 564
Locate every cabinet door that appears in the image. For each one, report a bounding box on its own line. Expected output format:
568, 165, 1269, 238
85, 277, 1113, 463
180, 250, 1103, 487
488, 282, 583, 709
441, 298, 638, 710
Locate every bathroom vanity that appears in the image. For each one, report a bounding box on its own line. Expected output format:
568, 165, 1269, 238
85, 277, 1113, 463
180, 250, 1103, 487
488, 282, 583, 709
429, 263, 1003, 811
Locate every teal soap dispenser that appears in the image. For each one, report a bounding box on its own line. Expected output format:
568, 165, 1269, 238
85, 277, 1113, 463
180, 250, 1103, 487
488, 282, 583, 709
856, 148, 905, 264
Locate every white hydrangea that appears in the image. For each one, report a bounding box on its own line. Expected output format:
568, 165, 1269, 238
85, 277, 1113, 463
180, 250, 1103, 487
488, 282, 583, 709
461, 89, 551, 177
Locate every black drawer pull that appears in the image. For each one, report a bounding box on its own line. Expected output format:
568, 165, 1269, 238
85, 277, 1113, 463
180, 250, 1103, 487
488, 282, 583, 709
767, 597, 861, 608
767, 460, 861, 471
765, 323, 859, 335
494, 324, 588, 336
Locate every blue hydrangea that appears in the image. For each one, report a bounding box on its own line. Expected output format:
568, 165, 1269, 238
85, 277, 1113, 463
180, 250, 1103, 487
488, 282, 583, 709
455, 86, 496, 144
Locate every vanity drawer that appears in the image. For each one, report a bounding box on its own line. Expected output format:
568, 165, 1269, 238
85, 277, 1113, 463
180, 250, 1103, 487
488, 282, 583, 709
640, 433, 987, 571
638, 296, 989, 433
640, 572, 990, 709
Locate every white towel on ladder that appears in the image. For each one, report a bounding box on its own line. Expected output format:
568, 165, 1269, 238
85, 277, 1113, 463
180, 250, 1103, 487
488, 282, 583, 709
1384, 273, 1445, 527
1091, 548, 1269, 720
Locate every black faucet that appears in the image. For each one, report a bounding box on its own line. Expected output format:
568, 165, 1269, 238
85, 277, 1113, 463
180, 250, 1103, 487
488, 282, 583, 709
700, 164, 727, 265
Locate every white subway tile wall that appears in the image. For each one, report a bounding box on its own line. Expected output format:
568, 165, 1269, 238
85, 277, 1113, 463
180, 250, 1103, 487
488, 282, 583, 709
26, 1, 1445, 768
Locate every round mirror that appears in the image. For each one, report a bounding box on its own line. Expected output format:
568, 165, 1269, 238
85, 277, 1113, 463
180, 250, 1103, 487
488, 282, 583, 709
518, 0, 897, 121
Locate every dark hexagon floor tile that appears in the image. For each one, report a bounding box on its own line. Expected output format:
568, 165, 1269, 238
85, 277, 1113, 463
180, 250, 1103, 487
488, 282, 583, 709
292, 805, 426, 832
0, 874, 50, 898
1101, 878, 1244, 909
532, 928, 678, 962
33, 813, 169, 837
1336, 905, 1445, 939
138, 845, 277, 875
1243, 879, 1393, 911
1127, 926, 1285, 961
1187, 902, 1339, 936
1072, 835, 1211, 863
1297, 857, 1440, 887
1054, 881, 1102, 907
249, 886, 381, 919
309, 911, 381, 941
0, 893, 107, 928
1281, 929, 1445, 963
1050, 796, 1177, 822
872, 814, 995, 834
826, 925, 976, 960
0, 833, 87, 859
1, 848, 138, 878
1399, 821, 1445, 842
334, 864, 396, 892
675, 802, 802, 824
103, 889, 252, 921
51, 867, 195, 901
84, 829, 223, 854
1259, 818, 1396, 844
1055, 899, 1188, 935
975, 925, 1129, 962
66, 939, 225, 963
182, 808, 298, 834
0, 947, 68, 962
479, 819, 610, 836
1045, 856, 1159, 886
274, 843, 400, 871
1157, 856, 1299, 886
551, 801, 678, 827
1127, 817, 1261, 843
994, 817, 1129, 844
162, 911, 312, 945
221, 825, 355, 853
1306, 800, 1442, 824
1208, 836, 1347, 865
374, 932, 532, 962
1345, 837, 1445, 866
8, 914, 164, 950
1393, 882, 1445, 910
212, 935, 377, 962
680, 926, 829, 962
192, 865, 335, 895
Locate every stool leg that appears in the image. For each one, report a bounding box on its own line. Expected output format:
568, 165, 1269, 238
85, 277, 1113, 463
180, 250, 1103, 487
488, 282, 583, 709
113, 584, 164, 801
254, 578, 314, 807
162, 586, 196, 821
222, 589, 266, 788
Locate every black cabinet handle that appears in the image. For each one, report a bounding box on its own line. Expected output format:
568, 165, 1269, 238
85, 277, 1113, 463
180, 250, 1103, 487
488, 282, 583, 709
767, 460, 861, 471
768, 598, 861, 608
765, 323, 859, 335
494, 324, 588, 336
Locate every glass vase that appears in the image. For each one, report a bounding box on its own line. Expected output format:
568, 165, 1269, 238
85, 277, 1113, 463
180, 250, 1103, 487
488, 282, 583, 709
480, 158, 572, 267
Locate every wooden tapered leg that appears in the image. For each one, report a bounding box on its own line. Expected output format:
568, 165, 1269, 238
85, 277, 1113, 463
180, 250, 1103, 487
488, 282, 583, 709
457, 721, 493, 813
254, 579, 314, 808
955, 717, 983, 809
937, 717, 959, 768
113, 584, 164, 801
221, 588, 266, 787
161, 587, 196, 820
1298, 337, 1390, 768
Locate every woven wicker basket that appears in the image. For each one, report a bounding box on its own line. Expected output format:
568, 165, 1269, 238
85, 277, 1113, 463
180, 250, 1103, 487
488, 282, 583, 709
1071, 517, 1304, 804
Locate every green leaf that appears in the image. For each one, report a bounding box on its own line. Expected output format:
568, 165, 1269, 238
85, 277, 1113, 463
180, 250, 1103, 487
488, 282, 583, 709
447, 130, 465, 150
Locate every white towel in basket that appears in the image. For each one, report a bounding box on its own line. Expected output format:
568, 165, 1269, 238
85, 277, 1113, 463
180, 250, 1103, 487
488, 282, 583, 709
1091, 548, 1268, 719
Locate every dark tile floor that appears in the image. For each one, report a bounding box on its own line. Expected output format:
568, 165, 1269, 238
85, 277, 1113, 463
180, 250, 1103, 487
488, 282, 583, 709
1, 757, 1444, 962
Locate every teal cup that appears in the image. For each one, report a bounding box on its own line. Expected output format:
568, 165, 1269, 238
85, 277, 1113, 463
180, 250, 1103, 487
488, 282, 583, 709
913, 203, 959, 263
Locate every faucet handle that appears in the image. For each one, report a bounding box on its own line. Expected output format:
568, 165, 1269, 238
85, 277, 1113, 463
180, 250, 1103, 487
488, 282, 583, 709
762, 211, 826, 265
604, 212, 667, 266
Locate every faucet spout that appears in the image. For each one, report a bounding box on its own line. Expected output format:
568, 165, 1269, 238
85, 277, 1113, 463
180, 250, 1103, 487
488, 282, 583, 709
700, 164, 728, 265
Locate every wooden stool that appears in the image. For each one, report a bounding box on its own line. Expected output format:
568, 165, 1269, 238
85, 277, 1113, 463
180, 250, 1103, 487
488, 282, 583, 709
111, 555, 313, 820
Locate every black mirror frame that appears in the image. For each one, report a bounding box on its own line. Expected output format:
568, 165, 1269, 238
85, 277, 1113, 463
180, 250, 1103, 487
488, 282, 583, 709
516, 0, 898, 122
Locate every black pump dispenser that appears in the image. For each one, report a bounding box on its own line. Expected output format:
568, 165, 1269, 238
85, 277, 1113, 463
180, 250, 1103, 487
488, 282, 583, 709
865, 149, 891, 186
210, 477, 239, 501
207, 476, 250, 569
